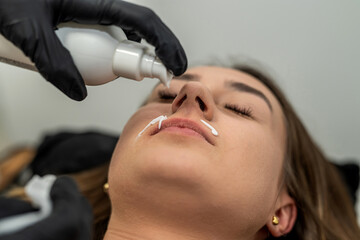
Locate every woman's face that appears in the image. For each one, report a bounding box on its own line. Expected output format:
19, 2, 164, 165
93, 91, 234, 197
108, 66, 287, 235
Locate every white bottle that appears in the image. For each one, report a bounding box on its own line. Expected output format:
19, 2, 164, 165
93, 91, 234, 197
0, 23, 173, 87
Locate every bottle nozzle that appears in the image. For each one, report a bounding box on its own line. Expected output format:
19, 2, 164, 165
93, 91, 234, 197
113, 41, 173, 86
151, 58, 173, 88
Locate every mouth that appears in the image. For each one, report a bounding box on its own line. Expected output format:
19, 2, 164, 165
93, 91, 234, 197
150, 118, 215, 145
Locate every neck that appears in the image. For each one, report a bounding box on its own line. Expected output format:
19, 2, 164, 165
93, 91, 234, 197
104, 216, 231, 240
103, 206, 223, 240
103, 208, 267, 240
103, 218, 205, 240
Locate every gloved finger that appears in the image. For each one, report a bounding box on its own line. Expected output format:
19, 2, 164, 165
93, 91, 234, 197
0, 197, 36, 219
122, 29, 141, 43
105, 1, 187, 76
1, 177, 92, 240
2, 20, 87, 101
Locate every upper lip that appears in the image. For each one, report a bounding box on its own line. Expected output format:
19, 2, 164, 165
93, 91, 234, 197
150, 117, 216, 145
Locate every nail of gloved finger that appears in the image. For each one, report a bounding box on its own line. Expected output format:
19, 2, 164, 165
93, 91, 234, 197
123, 29, 142, 42
157, 47, 188, 76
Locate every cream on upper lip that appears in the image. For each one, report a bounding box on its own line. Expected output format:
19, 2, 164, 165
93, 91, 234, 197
137, 115, 167, 138
150, 118, 216, 145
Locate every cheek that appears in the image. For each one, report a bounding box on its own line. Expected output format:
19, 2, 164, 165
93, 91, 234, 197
108, 103, 175, 168
108, 106, 166, 182
216, 121, 284, 208
222, 120, 280, 162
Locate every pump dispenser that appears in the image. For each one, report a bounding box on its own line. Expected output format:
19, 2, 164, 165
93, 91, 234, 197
113, 41, 172, 87
0, 23, 173, 87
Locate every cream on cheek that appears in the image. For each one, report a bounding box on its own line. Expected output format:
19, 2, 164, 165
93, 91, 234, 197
200, 120, 218, 136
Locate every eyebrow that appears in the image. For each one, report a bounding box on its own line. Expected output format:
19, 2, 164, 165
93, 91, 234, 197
226, 81, 273, 112
174, 73, 273, 112
173, 73, 201, 81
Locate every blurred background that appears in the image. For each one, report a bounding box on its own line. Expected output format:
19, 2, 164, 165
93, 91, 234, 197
0, 0, 359, 217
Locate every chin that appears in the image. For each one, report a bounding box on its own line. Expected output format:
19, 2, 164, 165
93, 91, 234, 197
109, 131, 219, 193
127, 141, 211, 185
109, 143, 211, 210
139, 143, 208, 173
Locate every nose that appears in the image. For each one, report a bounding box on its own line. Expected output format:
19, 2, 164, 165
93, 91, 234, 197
171, 82, 214, 120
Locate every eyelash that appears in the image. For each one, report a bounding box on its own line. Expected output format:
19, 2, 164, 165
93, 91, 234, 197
157, 91, 253, 118
158, 90, 177, 100
224, 104, 253, 118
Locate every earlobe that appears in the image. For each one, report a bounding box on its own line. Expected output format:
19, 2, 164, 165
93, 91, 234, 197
267, 189, 297, 237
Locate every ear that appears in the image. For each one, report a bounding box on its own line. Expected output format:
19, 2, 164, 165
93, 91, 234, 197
266, 188, 297, 237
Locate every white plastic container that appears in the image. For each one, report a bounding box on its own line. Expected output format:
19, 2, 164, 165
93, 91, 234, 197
0, 23, 173, 87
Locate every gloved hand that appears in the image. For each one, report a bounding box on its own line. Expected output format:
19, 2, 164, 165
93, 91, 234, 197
0, 176, 93, 240
0, 0, 187, 101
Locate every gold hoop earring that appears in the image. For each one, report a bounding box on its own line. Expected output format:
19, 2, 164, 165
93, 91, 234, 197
103, 182, 109, 193
272, 216, 279, 225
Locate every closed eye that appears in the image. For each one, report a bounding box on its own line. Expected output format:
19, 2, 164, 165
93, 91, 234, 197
158, 90, 177, 102
224, 104, 253, 118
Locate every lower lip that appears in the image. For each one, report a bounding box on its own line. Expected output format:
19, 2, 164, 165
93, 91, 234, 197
159, 126, 205, 140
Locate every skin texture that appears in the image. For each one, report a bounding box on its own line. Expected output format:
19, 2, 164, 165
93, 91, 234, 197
105, 66, 296, 240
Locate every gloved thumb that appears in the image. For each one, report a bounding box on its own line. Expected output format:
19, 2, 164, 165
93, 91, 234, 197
33, 28, 87, 101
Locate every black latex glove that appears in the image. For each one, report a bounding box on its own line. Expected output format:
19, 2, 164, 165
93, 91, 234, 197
0, 176, 93, 240
31, 131, 118, 175
0, 0, 187, 101
0, 197, 37, 219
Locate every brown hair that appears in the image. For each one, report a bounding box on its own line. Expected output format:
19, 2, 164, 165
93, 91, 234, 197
233, 65, 360, 240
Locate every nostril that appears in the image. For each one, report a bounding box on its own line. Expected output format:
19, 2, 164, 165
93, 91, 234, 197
177, 94, 187, 107
196, 97, 206, 112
